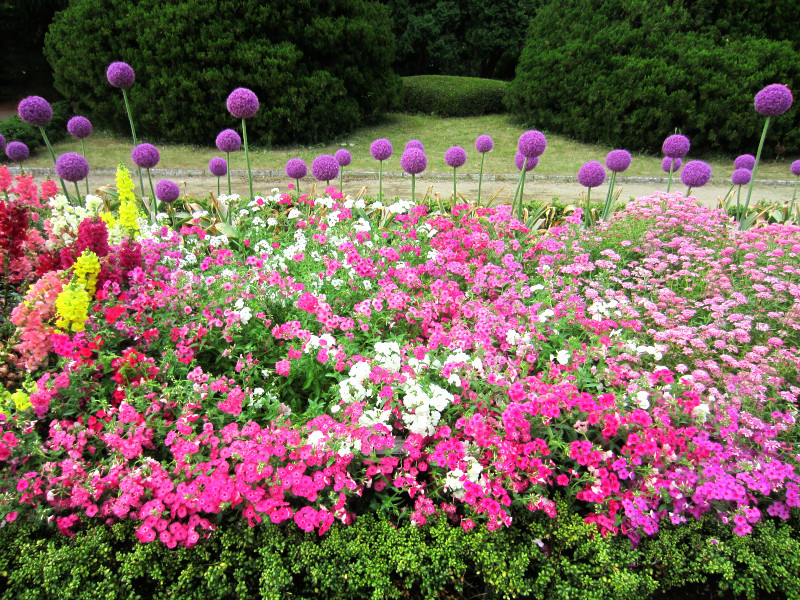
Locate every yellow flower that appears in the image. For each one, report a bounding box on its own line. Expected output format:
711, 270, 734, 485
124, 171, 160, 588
100, 211, 117, 229
55, 280, 91, 332
11, 390, 31, 411
116, 163, 140, 235
73, 250, 101, 296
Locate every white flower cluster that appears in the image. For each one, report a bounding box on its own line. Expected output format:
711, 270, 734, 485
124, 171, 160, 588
587, 298, 625, 321
338, 361, 373, 404
400, 380, 453, 436
233, 298, 252, 324
444, 451, 483, 499
374, 341, 401, 372
46, 194, 103, 248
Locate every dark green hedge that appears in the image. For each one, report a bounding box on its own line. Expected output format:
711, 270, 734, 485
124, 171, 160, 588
44, 0, 402, 148
0, 100, 73, 154
402, 75, 508, 117
1, 505, 799, 599
506, 0, 800, 156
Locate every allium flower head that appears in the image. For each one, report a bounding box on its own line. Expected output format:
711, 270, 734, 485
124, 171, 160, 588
734, 154, 756, 171
518, 130, 546, 158
155, 180, 180, 203
67, 116, 92, 139
5, 141, 29, 163
18, 96, 53, 126
106, 62, 135, 88
680, 160, 712, 188
661, 157, 682, 173
209, 157, 227, 177
312, 155, 339, 182
55, 152, 90, 183
754, 83, 793, 117
791, 159, 800, 177
731, 168, 751, 186
286, 158, 308, 180
335, 149, 352, 166
445, 146, 467, 168
401, 148, 427, 175
578, 161, 606, 188
216, 129, 242, 153
605, 149, 631, 173
475, 134, 494, 154
405, 140, 424, 152
131, 143, 160, 169
662, 134, 690, 158
514, 152, 538, 171
370, 138, 393, 161
0, 133, 5, 152
226, 88, 259, 119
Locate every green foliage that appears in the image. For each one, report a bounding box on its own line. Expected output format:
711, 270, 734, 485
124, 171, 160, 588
402, 75, 508, 117
44, 0, 402, 147
0, 100, 72, 154
1, 510, 799, 599
506, 0, 800, 156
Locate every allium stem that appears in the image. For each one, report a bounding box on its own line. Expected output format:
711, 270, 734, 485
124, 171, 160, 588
18, 163, 24, 176
477, 153, 485, 206
667, 164, 674, 193
452, 167, 457, 208
736, 185, 742, 220
686, 187, 692, 197
241, 118, 254, 200
121, 88, 145, 198
226, 152, 232, 195
378, 161, 383, 201
584, 187, 593, 228
741, 116, 770, 229
74, 182, 81, 202
411, 174, 416, 203
80, 139, 89, 195
295, 178, 300, 195
517, 159, 528, 221
146, 168, 155, 202
39, 126, 69, 197
602, 171, 617, 220
217, 176, 220, 197
339, 169, 344, 194
788, 178, 798, 222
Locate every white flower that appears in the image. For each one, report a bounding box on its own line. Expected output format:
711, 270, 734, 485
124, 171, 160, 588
239, 307, 252, 324
538, 309, 555, 322
287, 208, 302, 219
691, 403, 710, 423
506, 330, 521, 346
267, 217, 278, 226
636, 391, 650, 410
555, 349, 570, 365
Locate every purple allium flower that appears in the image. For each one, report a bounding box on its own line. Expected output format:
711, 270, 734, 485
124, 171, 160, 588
401, 148, 427, 175
445, 146, 467, 168
680, 160, 712, 188
5, 141, 29, 163
67, 116, 92, 139
155, 180, 180, 203
106, 62, 135, 89
734, 154, 756, 171
215, 129, 242, 154
605, 149, 631, 173
661, 157, 682, 173
518, 130, 547, 159
335, 149, 352, 167
55, 152, 90, 182
514, 152, 538, 171
0, 134, 5, 152
370, 138, 393, 161
578, 161, 607, 188
131, 143, 160, 169
731, 168, 752, 186
754, 83, 793, 117
662, 134, 690, 158
286, 158, 308, 180
226, 88, 259, 119
475, 134, 494, 154
18, 96, 52, 126
405, 140, 424, 152
791, 160, 800, 177
209, 157, 227, 177
312, 155, 340, 182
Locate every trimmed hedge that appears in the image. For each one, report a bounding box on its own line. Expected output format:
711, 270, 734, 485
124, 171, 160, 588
1, 506, 799, 599
402, 75, 508, 117
0, 100, 73, 154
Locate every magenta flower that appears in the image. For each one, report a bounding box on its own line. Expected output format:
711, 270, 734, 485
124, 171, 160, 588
734, 154, 756, 171
286, 158, 308, 180
578, 161, 606, 188
401, 148, 427, 175
216, 129, 242, 153
5, 141, 29, 163
55, 152, 89, 182
67, 116, 92, 139
662, 157, 682, 173
792, 160, 800, 177
335, 149, 352, 166
18, 96, 53, 126
209, 157, 227, 177
445, 146, 467, 168
370, 138, 393, 161
226, 88, 259, 119
605, 149, 631, 173
662, 134, 690, 158
514, 152, 538, 171
131, 143, 160, 169
754, 84, 793, 117
731, 168, 751, 186
475, 135, 494, 153
518, 130, 547, 158
106, 62, 135, 88
155, 180, 180, 203
405, 140, 424, 152
680, 160, 712, 189
0, 133, 5, 152
312, 155, 339, 183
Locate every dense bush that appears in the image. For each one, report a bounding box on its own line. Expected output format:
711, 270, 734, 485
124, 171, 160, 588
0, 100, 73, 154
506, 0, 800, 156
402, 75, 508, 117
44, 0, 402, 147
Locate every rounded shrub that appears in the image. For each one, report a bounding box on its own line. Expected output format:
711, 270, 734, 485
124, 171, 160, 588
402, 75, 508, 117
44, 0, 402, 147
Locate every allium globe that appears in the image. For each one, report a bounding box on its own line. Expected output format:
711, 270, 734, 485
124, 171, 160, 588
662, 134, 690, 158
155, 180, 180, 203
445, 146, 467, 168
5, 142, 29, 163
475, 134, 494, 154
605, 149, 631, 173
0, 134, 5, 152
662, 157, 682, 173
18, 96, 53, 126
312, 155, 340, 182
518, 130, 547, 158
106, 62, 135, 88
226, 88, 259, 119
514, 153, 538, 171
405, 140, 424, 152
131, 143, 160, 169
731, 168, 752, 186
209, 157, 227, 177
335, 149, 352, 167
734, 154, 756, 171
370, 138, 393, 161
578, 161, 606, 188
67, 116, 92, 139
401, 148, 427, 175
286, 158, 308, 180
680, 160, 712, 188
216, 129, 242, 154
55, 152, 90, 182
791, 160, 800, 177
754, 83, 793, 117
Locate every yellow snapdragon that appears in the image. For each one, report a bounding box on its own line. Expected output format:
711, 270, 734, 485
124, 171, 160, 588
73, 250, 101, 297
55, 280, 91, 332
116, 163, 140, 235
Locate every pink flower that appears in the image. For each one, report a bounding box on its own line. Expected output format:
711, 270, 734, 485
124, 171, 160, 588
276, 360, 291, 376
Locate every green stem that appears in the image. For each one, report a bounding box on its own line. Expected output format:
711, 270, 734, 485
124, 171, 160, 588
295, 178, 300, 196
226, 152, 232, 195
788, 178, 798, 221
121, 88, 145, 198
517, 160, 528, 221
686, 187, 693, 197
736, 185, 742, 222
452, 167, 457, 209
217, 176, 220, 197
74, 181, 81, 201
146, 168, 155, 201
39, 126, 68, 197
603, 171, 617, 220
242, 118, 253, 200
585, 187, 592, 228
18, 163, 24, 176
741, 116, 770, 230
666, 164, 674, 193
477, 153, 485, 206
339, 169, 344, 194
379, 161, 383, 201
81, 139, 89, 195
411, 173, 416, 203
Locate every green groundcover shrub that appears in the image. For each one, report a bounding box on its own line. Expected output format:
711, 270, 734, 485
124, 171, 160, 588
0, 100, 72, 154
506, 0, 800, 156
1, 506, 799, 600
44, 0, 402, 147
402, 75, 508, 117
